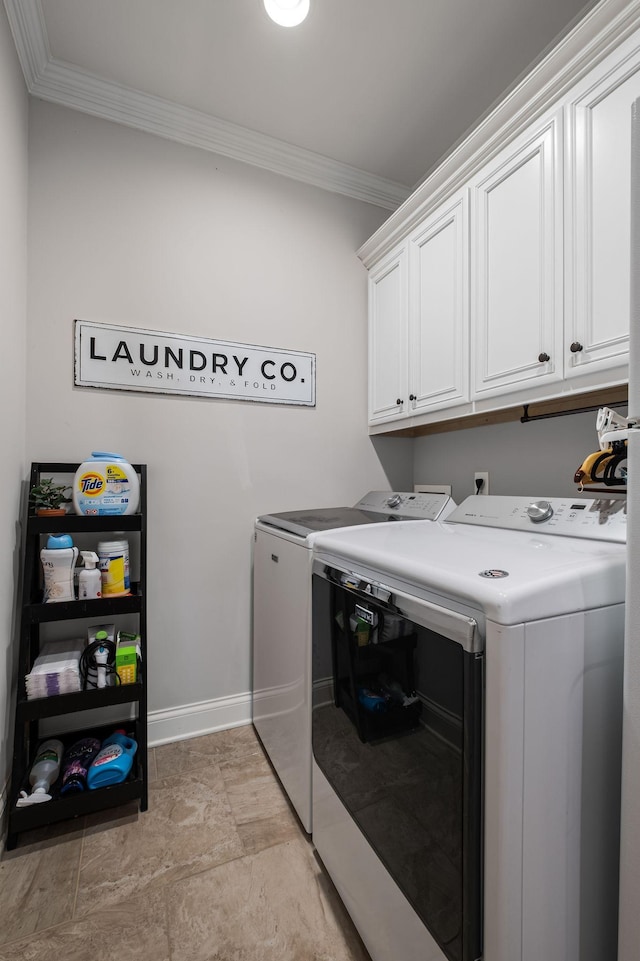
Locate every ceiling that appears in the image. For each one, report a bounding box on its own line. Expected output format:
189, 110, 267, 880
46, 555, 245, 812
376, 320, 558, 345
5, 0, 597, 209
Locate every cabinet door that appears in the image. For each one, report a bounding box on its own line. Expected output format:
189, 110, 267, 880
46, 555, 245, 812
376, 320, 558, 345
368, 244, 408, 424
565, 39, 640, 379
408, 191, 469, 413
471, 112, 563, 399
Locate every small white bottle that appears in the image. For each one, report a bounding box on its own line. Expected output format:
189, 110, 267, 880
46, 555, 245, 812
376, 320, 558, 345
78, 551, 101, 599
16, 739, 63, 806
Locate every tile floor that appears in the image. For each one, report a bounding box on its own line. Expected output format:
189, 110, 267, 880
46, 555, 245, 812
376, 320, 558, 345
0, 725, 371, 961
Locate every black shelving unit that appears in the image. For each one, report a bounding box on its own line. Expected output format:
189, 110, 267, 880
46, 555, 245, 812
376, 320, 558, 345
5, 462, 148, 849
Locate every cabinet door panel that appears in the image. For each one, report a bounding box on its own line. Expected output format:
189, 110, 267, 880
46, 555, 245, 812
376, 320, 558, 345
368, 246, 408, 424
409, 192, 469, 412
472, 114, 563, 398
566, 41, 640, 377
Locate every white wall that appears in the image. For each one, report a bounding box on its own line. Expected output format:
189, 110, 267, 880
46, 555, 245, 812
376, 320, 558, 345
0, 6, 28, 801
26, 100, 413, 738
413, 409, 618, 502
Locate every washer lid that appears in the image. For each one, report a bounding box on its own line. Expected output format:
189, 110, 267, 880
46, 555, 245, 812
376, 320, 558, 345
258, 491, 452, 538
312, 520, 626, 625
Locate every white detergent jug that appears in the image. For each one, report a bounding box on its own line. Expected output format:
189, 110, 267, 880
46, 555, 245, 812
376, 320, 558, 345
73, 452, 139, 516
16, 739, 64, 806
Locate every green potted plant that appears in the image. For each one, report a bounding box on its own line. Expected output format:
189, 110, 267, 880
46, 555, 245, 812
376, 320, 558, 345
29, 478, 72, 517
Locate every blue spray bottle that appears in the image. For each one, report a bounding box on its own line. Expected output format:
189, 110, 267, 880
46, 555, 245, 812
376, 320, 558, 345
87, 730, 137, 789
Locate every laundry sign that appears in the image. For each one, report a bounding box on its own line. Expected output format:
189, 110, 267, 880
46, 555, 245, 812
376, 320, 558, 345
74, 320, 316, 406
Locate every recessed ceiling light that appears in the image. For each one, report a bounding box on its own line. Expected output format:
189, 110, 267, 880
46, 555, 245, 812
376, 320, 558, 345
263, 0, 310, 28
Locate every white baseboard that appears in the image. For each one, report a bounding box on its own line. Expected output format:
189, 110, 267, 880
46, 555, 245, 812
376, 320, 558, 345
0, 779, 7, 839
148, 691, 253, 747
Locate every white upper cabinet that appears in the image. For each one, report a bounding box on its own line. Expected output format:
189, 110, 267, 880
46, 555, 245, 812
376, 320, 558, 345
470, 111, 564, 399
362, 2, 638, 432
408, 191, 469, 413
565, 34, 640, 379
368, 244, 408, 425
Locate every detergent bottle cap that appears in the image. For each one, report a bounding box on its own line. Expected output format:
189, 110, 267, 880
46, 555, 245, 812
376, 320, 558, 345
95, 630, 109, 641
80, 550, 99, 568
46, 533, 74, 550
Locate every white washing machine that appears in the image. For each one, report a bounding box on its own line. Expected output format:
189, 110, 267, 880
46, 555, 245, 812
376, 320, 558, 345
252, 490, 455, 833
310, 495, 626, 961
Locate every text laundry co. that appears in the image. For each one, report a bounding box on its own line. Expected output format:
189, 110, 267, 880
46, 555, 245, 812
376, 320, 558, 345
74, 320, 316, 406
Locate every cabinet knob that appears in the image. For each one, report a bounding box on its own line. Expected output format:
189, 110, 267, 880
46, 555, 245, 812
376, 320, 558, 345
409, 394, 416, 401
570, 342, 584, 353
538, 352, 550, 363
396, 398, 402, 406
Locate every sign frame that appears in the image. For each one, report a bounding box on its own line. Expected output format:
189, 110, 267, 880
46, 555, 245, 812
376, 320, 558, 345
74, 320, 316, 406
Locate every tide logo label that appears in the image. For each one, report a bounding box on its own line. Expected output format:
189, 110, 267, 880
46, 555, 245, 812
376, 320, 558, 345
78, 471, 106, 496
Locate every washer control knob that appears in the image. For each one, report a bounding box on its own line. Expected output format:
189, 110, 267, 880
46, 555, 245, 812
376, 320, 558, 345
387, 494, 402, 509
527, 500, 554, 523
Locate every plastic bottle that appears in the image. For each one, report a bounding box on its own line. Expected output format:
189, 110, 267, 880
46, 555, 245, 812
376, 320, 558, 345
357, 687, 387, 713
73, 452, 140, 516
40, 533, 78, 603
16, 739, 63, 806
97, 539, 130, 596
87, 730, 137, 789
78, 551, 101, 599
60, 737, 101, 795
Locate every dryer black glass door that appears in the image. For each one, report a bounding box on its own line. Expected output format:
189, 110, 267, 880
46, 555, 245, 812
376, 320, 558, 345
311, 569, 483, 961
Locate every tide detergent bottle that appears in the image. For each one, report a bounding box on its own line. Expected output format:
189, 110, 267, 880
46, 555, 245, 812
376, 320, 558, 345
73, 452, 140, 516
87, 731, 137, 789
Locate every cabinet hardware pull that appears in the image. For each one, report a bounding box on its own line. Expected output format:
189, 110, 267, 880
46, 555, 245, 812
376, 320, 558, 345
538, 352, 550, 363
409, 394, 416, 401
396, 398, 402, 406
570, 342, 584, 353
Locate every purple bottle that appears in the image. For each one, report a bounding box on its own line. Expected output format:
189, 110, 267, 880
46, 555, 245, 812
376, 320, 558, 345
60, 737, 101, 795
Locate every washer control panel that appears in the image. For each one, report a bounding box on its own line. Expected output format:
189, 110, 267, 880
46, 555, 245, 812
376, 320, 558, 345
448, 495, 627, 542
354, 490, 454, 520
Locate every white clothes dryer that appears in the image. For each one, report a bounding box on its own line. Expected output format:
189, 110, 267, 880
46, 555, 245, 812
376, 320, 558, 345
310, 494, 626, 961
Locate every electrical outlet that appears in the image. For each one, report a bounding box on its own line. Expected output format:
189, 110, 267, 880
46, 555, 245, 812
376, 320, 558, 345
474, 471, 489, 495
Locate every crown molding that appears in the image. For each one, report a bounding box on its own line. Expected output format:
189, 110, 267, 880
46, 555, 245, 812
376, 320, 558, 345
3, 0, 48, 82
3, 0, 409, 211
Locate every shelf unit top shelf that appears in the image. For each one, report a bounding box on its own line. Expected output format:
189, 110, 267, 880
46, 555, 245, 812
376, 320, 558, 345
28, 513, 144, 534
